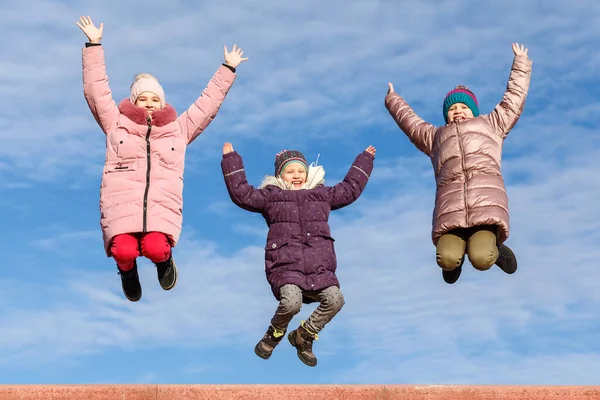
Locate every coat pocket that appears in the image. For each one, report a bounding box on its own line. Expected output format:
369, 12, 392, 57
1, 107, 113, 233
165, 137, 187, 167
312, 235, 337, 272
104, 160, 138, 174
264, 237, 292, 269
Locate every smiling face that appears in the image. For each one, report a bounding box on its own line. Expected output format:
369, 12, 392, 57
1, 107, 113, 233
446, 102, 475, 123
280, 162, 307, 190
135, 91, 162, 116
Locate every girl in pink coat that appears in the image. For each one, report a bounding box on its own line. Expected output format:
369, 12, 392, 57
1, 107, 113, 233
385, 43, 532, 284
77, 16, 248, 301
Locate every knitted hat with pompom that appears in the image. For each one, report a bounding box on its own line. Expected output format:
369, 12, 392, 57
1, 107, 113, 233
274, 150, 308, 177
130, 73, 165, 108
442, 85, 479, 123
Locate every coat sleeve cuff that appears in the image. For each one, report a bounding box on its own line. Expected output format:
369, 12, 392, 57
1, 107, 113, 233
222, 63, 236, 73
361, 150, 375, 160
222, 151, 238, 159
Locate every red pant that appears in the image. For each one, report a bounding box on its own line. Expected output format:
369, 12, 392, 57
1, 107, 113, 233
111, 232, 171, 271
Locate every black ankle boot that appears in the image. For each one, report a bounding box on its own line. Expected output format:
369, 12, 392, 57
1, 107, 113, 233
118, 260, 142, 302
495, 243, 517, 274
442, 255, 465, 284
156, 255, 178, 290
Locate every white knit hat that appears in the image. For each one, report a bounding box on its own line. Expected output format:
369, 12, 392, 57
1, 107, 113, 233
129, 73, 165, 107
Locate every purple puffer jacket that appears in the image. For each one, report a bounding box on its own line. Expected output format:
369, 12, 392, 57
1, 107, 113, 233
221, 151, 374, 302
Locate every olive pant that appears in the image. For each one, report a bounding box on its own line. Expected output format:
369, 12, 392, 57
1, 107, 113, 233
436, 225, 499, 271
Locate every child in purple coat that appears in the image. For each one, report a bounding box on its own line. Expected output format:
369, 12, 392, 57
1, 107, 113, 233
221, 142, 375, 367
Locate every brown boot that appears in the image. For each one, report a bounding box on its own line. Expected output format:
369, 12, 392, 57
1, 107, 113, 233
287, 321, 318, 367
254, 325, 285, 360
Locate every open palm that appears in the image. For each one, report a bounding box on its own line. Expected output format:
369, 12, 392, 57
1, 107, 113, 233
512, 43, 528, 58
76, 16, 103, 44
223, 45, 249, 69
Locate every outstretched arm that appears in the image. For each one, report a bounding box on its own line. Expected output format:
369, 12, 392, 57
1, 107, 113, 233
221, 142, 268, 213
484, 43, 533, 139
328, 146, 375, 210
78, 16, 119, 135
385, 83, 436, 156
179, 45, 248, 145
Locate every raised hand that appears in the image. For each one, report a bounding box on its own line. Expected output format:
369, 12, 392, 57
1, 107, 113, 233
224, 44, 249, 69
76, 16, 103, 44
387, 82, 395, 95
512, 43, 528, 58
365, 145, 376, 156
223, 142, 234, 155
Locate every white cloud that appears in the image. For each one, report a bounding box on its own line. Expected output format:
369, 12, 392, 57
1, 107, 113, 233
2, 0, 598, 181
3, 112, 600, 383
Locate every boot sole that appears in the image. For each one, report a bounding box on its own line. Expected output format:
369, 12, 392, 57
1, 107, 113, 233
287, 331, 317, 367
442, 266, 462, 284
124, 292, 141, 302
122, 280, 142, 302
160, 264, 178, 291
253, 343, 272, 360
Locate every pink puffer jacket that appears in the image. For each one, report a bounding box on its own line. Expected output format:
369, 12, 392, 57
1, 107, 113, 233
385, 55, 532, 245
82, 45, 236, 256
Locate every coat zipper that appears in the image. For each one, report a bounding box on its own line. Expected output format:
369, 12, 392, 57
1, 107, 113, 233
297, 193, 314, 289
455, 123, 468, 226
143, 116, 152, 232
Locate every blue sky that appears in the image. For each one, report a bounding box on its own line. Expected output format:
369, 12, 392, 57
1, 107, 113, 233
1, 0, 600, 385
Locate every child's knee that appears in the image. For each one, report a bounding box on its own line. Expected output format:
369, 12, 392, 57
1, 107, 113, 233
331, 291, 345, 313
467, 228, 498, 270
467, 248, 496, 271
436, 249, 465, 271
323, 287, 345, 313
112, 249, 138, 265
111, 234, 139, 263
279, 295, 302, 315
436, 233, 466, 271
141, 232, 171, 263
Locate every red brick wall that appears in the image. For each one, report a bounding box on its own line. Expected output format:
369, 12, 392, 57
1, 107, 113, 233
1, 385, 600, 399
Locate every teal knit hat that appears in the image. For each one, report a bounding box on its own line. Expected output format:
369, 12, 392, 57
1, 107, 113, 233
442, 85, 480, 123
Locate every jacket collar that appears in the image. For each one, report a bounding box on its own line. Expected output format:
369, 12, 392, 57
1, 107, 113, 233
118, 99, 177, 127
259, 164, 326, 190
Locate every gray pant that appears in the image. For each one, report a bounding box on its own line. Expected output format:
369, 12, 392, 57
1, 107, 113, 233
271, 284, 345, 334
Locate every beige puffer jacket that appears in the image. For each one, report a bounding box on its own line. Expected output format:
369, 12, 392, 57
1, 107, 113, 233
385, 55, 532, 245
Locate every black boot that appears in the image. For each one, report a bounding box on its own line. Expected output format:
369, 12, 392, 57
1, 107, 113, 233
254, 325, 285, 360
118, 260, 142, 302
495, 243, 517, 274
156, 255, 178, 290
442, 255, 465, 284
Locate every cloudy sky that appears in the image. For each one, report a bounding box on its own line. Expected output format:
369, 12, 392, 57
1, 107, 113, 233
1, 0, 600, 385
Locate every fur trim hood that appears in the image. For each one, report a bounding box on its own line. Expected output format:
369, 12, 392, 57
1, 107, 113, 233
118, 99, 178, 127
259, 161, 326, 190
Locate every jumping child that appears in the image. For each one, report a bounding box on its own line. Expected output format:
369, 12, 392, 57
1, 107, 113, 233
385, 43, 532, 284
221, 142, 375, 366
77, 15, 247, 301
